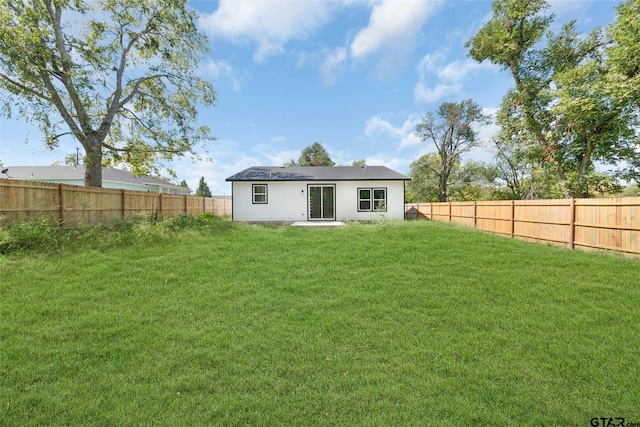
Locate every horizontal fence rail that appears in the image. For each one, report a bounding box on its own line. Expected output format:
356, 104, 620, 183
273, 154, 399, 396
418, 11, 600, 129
406, 197, 640, 255
0, 179, 231, 228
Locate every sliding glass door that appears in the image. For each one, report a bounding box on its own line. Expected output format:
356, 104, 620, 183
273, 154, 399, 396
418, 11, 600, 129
308, 185, 335, 220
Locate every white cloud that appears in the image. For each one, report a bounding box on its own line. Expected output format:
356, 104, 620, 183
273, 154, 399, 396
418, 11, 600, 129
270, 136, 288, 144
320, 47, 348, 86
413, 53, 497, 104
416, 52, 445, 76
350, 1, 439, 59
198, 1, 336, 62
438, 60, 498, 82
365, 116, 402, 139
364, 153, 413, 175
364, 114, 418, 140
364, 114, 423, 152
251, 143, 300, 166
414, 82, 463, 104
268, 150, 302, 166
399, 132, 423, 150
201, 59, 246, 91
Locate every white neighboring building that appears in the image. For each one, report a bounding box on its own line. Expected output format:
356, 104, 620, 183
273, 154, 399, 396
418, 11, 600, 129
2, 165, 189, 195
226, 166, 410, 223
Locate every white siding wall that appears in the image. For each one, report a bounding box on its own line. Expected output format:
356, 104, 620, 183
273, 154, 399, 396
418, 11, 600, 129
335, 180, 405, 221
232, 181, 308, 222
232, 180, 405, 222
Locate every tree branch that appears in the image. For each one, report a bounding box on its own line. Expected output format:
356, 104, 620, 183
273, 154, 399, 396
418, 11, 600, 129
38, 68, 86, 144
41, 0, 93, 135
0, 73, 52, 102
102, 6, 162, 135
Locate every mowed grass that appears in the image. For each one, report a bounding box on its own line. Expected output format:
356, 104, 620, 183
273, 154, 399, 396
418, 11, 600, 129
1, 218, 638, 425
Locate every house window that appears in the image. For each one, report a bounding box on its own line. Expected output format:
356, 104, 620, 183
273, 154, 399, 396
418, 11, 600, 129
358, 187, 386, 212
252, 184, 268, 204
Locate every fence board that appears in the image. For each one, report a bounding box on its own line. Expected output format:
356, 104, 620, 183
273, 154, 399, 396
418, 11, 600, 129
476, 201, 512, 236
450, 202, 475, 227
0, 180, 60, 226
406, 197, 640, 255
207, 198, 232, 217
0, 178, 231, 229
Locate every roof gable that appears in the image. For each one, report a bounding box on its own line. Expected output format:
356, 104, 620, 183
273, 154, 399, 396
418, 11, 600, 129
226, 166, 409, 182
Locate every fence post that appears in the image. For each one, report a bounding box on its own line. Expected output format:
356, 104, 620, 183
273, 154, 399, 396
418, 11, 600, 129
510, 200, 515, 238
159, 193, 163, 217
569, 198, 576, 249
184, 195, 188, 216
121, 189, 126, 219
448, 202, 452, 222
473, 202, 477, 228
58, 184, 65, 227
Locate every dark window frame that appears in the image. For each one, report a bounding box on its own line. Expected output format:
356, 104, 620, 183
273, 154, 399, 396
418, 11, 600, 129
252, 184, 268, 204
357, 187, 387, 212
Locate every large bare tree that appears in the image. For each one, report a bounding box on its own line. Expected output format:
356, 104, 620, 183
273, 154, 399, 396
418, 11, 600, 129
415, 99, 489, 201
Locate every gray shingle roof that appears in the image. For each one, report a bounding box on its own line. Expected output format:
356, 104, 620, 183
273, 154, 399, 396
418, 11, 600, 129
226, 166, 410, 182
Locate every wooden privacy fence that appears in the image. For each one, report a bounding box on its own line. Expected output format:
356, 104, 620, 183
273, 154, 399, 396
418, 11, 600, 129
0, 179, 232, 228
406, 198, 640, 255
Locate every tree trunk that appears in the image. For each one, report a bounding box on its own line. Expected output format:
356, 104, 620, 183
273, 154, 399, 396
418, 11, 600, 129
439, 174, 448, 202
84, 135, 103, 187
575, 140, 595, 198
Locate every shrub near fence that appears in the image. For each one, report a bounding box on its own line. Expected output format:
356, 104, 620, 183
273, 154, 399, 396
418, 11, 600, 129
406, 197, 640, 255
0, 178, 231, 228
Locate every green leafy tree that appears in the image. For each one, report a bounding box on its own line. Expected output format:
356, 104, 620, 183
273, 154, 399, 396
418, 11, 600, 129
606, 0, 640, 110
179, 179, 190, 194
415, 99, 490, 201
407, 153, 444, 202
295, 142, 335, 166
352, 159, 366, 167
0, 0, 216, 187
195, 177, 211, 197
450, 161, 500, 201
63, 153, 80, 167
491, 93, 550, 200
492, 138, 530, 200
466, 0, 639, 197
603, 0, 640, 183
408, 154, 500, 202
622, 183, 639, 197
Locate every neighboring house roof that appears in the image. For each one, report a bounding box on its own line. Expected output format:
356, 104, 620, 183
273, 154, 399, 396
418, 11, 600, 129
3, 165, 187, 193
226, 166, 410, 182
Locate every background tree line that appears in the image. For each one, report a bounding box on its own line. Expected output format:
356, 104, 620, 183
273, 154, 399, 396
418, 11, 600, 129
408, 0, 639, 202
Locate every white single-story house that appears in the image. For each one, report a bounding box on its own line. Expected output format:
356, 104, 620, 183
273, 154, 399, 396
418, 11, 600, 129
226, 166, 410, 223
1, 165, 189, 195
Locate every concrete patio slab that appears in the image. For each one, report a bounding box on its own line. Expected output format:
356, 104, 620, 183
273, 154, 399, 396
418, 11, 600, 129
291, 221, 345, 227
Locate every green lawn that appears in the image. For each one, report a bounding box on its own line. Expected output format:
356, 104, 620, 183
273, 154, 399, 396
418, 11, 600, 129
1, 218, 638, 425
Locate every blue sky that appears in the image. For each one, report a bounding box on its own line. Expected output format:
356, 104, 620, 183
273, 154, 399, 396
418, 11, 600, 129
0, 0, 622, 195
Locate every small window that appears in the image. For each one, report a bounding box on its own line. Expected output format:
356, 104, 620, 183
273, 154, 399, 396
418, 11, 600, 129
358, 187, 386, 212
252, 184, 267, 204
373, 189, 386, 211
359, 189, 371, 211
